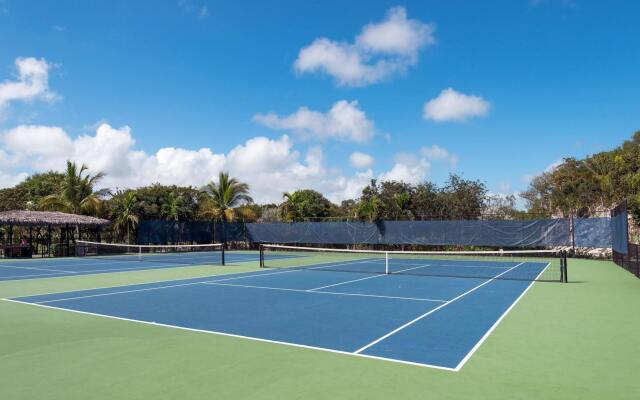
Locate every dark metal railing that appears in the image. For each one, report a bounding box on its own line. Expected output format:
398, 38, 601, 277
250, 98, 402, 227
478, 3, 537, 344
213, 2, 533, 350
613, 243, 640, 278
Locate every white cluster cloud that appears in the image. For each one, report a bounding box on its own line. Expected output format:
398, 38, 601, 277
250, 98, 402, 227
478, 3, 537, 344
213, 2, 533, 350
328, 169, 374, 202
349, 151, 374, 169
0, 147, 28, 187
379, 153, 430, 184
0, 57, 57, 118
376, 144, 458, 184
0, 123, 380, 203
253, 100, 375, 143
0, 122, 466, 203
420, 144, 459, 167
4, 125, 73, 170
423, 88, 490, 122
294, 7, 435, 86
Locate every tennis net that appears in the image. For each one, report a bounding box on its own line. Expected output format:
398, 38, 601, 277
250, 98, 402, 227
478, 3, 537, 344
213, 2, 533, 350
76, 241, 225, 265
260, 244, 567, 282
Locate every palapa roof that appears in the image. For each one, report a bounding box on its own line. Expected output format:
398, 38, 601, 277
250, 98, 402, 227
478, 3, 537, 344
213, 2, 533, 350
0, 210, 111, 227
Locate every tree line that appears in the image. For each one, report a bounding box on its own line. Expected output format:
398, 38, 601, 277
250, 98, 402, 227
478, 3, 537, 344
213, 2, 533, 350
521, 131, 640, 221
0, 130, 638, 243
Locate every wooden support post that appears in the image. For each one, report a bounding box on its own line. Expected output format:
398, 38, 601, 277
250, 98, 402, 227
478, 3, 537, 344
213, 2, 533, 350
65, 224, 70, 256
47, 225, 52, 257
59, 225, 64, 257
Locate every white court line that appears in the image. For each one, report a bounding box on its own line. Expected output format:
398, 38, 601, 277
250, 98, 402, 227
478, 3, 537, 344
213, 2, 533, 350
5, 256, 430, 302
0, 260, 148, 269
29, 268, 304, 304
1, 298, 456, 372
307, 274, 385, 291
354, 262, 526, 355
1, 259, 189, 270
0, 264, 77, 273
453, 262, 551, 371
0, 265, 281, 299
307, 263, 434, 292
1, 271, 73, 280
27, 259, 383, 304
0, 261, 221, 282
0, 263, 194, 281
388, 261, 513, 270
201, 281, 446, 303
34, 281, 213, 304
303, 258, 386, 271
0, 252, 224, 269
5, 258, 552, 371
224, 254, 260, 262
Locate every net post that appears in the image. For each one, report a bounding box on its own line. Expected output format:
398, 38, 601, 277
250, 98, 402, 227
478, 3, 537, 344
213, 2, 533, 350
221, 243, 226, 266
385, 251, 389, 274
558, 251, 563, 283
561, 251, 568, 283
138, 245, 142, 262
259, 245, 264, 269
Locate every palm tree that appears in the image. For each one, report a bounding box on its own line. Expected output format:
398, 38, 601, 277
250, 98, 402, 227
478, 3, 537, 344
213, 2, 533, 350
202, 172, 253, 222
281, 191, 304, 222
393, 192, 410, 220
113, 191, 139, 244
358, 196, 380, 223
39, 161, 106, 215
161, 192, 183, 221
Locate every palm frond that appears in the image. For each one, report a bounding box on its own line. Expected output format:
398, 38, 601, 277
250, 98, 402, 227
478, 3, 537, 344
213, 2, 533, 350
202, 172, 253, 221
38, 195, 71, 213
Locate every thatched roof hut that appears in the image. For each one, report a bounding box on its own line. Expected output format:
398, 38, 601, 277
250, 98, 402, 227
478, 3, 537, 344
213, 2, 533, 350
0, 210, 110, 227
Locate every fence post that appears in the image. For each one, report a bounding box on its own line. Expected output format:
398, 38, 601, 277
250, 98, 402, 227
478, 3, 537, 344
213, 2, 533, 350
570, 213, 576, 254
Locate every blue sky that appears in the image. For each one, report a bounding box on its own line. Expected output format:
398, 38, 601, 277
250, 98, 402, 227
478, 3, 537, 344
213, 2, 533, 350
0, 0, 638, 203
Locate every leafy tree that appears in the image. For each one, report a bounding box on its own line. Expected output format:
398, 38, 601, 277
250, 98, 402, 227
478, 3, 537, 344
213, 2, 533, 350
38, 161, 106, 215
0, 171, 65, 211
484, 194, 520, 220
355, 176, 489, 221
281, 189, 333, 221
18, 171, 66, 201
337, 199, 358, 220
258, 204, 281, 222
376, 181, 414, 220
521, 131, 640, 222
202, 172, 253, 222
123, 184, 201, 221
234, 204, 260, 222
410, 182, 443, 219
520, 172, 554, 217
0, 187, 28, 211
440, 174, 487, 219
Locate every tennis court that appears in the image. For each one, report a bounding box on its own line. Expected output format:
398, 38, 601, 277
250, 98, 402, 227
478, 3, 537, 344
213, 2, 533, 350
0, 248, 258, 281
5, 246, 566, 370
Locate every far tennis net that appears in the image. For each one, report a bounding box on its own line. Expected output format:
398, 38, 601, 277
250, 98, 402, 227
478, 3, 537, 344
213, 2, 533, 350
76, 241, 225, 266
260, 244, 567, 282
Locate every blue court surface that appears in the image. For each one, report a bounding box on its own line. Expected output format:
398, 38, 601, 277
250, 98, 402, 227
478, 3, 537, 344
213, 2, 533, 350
6, 256, 550, 370
0, 251, 260, 281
